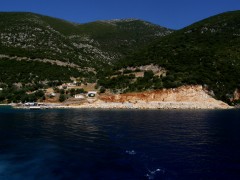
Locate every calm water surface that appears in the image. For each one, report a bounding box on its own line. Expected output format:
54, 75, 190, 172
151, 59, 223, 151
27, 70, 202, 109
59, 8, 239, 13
0, 106, 240, 180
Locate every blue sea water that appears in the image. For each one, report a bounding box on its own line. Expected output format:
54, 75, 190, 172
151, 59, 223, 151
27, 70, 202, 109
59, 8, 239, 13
0, 106, 240, 180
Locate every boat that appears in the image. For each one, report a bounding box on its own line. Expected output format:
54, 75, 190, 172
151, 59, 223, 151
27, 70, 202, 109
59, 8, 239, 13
29, 106, 41, 110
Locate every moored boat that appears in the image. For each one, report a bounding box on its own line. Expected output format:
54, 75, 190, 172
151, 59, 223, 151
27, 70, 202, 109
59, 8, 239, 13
29, 106, 41, 110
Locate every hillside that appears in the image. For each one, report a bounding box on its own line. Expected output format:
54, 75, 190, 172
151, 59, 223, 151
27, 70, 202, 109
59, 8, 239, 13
104, 11, 240, 103
1, 11, 240, 104
0, 12, 171, 74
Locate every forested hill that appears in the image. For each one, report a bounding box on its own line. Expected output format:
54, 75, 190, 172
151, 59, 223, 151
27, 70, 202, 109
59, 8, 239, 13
110, 10, 240, 102
0, 12, 172, 67
1, 11, 240, 104
0, 12, 172, 85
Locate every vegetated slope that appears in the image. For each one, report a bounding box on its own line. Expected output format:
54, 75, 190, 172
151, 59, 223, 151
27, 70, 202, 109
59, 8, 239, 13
0, 12, 172, 83
113, 10, 240, 103
0, 58, 82, 84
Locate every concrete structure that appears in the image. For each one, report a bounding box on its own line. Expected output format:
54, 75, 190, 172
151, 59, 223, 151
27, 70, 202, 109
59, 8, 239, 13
87, 91, 97, 97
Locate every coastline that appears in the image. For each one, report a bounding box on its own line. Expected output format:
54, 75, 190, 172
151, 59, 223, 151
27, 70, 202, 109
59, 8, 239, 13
56, 101, 233, 110
10, 100, 233, 110
3, 85, 236, 110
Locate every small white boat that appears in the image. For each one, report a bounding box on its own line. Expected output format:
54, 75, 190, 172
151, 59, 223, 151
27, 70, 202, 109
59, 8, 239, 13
29, 106, 41, 110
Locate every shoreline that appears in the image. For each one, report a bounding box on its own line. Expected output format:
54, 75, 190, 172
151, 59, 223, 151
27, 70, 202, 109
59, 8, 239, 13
1, 85, 237, 110
9, 100, 234, 110
0, 104, 9, 106
60, 101, 233, 110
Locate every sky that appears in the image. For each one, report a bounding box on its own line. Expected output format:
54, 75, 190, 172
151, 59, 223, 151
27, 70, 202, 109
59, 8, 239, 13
1, 0, 240, 29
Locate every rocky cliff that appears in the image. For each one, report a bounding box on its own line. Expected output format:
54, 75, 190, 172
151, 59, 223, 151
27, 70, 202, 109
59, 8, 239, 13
98, 85, 230, 109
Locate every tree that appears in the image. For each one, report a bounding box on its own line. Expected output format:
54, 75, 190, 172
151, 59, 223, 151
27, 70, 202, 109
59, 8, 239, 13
144, 70, 154, 79
70, 89, 76, 96
35, 90, 44, 98
76, 88, 86, 94
59, 94, 66, 102
99, 87, 106, 93
60, 89, 65, 94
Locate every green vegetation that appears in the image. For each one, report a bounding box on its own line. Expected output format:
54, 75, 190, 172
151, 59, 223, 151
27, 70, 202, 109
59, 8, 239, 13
116, 11, 240, 103
0, 12, 171, 69
0, 59, 82, 85
99, 87, 106, 93
1, 11, 240, 104
69, 88, 87, 97
0, 85, 46, 103
0, 12, 172, 103
59, 94, 66, 102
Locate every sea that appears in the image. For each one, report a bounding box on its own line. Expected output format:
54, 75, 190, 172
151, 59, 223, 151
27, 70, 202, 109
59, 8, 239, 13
0, 106, 240, 180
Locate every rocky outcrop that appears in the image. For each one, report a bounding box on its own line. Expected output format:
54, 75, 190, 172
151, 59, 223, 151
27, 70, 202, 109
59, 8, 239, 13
97, 85, 230, 109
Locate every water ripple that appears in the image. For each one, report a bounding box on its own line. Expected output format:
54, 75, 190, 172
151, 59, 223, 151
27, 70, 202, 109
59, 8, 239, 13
0, 108, 240, 179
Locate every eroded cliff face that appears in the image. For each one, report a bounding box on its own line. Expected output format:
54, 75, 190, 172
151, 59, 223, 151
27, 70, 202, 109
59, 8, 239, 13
99, 85, 230, 109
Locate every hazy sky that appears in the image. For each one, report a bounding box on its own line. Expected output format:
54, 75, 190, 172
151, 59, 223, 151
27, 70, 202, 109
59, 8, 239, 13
1, 0, 239, 29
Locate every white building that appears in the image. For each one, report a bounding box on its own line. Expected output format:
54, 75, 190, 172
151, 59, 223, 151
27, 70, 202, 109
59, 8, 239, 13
24, 102, 35, 106
74, 94, 85, 99
50, 93, 56, 97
